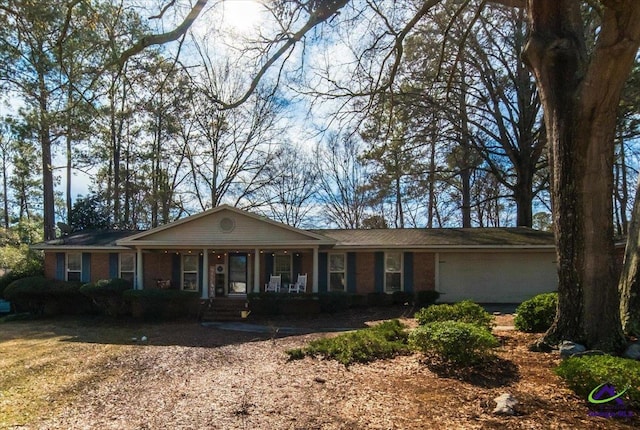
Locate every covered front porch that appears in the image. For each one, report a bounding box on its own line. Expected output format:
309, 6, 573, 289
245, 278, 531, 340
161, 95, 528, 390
116, 205, 335, 298
130, 247, 321, 298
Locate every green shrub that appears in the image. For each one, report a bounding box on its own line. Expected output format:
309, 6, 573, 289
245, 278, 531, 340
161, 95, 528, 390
4, 276, 90, 315
556, 355, 640, 408
80, 278, 132, 316
286, 319, 410, 366
367, 292, 393, 307
318, 292, 351, 313
409, 321, 499, 365
0, 251, 44, 298
123, 289, 200, 319
514, 292, 558, 333
415, 290, 440, 307
414, 300, 495, 330
392, 291, 413, 305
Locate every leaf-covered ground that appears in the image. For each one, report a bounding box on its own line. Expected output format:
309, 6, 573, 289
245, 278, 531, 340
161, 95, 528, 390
0, 309, 638, 429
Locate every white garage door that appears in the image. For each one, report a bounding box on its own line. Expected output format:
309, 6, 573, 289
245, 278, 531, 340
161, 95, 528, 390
438, 251, 557, 303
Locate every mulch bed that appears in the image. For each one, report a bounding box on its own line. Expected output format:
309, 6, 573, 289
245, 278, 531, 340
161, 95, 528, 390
5, 307, 639, 429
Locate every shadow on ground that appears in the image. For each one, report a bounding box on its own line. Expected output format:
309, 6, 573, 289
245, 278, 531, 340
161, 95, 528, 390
0, 306, 417, 349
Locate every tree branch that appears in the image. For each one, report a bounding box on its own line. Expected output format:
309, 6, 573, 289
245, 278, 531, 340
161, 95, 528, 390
114, 0, 209, 67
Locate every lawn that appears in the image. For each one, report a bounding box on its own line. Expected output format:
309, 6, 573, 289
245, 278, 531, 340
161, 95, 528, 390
0, 313, 638, 429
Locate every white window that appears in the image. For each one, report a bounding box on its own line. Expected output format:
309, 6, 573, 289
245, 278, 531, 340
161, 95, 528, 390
329, 253, 346, 292
274, 254, 292, 284
182, 255, 199, 291
67, 252, 82, 282
119, 253, 135, 283
385, 252, 402, 293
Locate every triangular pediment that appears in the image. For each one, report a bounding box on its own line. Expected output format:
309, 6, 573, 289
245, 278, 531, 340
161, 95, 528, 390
117, 205, 333, 248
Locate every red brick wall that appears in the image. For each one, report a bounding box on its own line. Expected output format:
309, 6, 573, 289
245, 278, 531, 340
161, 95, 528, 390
356, 252, 376, 294
44, 252, 57, 279
143, 253, 173, 289
413, 252, 436, 291
91, 253, 110, 282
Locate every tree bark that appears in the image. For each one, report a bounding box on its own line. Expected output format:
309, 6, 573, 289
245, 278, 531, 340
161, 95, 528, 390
523, 1, 640, 351
620, 175, 640, 336
38, 66, 56, 241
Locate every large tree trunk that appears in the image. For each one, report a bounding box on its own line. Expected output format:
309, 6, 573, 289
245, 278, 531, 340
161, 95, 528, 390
523, 1, 640, 351
620, 176, 640, 336
38, 68, 56, 241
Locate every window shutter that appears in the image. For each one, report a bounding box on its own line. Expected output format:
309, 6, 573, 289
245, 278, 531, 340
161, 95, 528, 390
109, 253, 119, 279
318, 252, 328, 293
403, 252, 414, 293
172, 254, 181, 288
55, 253, 65, 280
81, 253, 91, 283
374, 252, 384, 293
347, 252, 357, 293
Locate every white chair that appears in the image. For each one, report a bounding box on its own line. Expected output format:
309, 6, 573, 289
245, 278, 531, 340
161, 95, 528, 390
289, 273, 307, 293
264, 275, 281, 293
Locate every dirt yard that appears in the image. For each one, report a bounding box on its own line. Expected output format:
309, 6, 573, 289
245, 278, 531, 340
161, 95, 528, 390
0, 308, 638, 429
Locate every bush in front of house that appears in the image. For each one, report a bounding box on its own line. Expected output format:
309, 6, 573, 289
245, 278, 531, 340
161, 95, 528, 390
367, 292, 394, 307
0, 251, 44, 299
415, 290, 440, 308
286, 319, 410, 366
409, 321, 499, 366
318, 291, 351, 313
514, 292, 558, 333
3, 276, 90, 316
80, 278, 132, 316
414, 300, 495, 330
555, 355, 640, 408
123, 289, 200, 320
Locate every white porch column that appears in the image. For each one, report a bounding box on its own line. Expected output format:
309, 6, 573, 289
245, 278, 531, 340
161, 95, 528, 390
136, 248, 144, 290
254, 248, 260, 293
312, 247, 319, 293
202, 249, 209, 299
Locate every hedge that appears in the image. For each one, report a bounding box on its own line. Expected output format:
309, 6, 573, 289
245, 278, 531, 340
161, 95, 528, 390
80, 278, 132, 316
4, 276, 91, 316
123, 289, 200, 320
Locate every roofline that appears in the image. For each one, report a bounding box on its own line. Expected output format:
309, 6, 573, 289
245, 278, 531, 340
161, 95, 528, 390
114, 241, 333, 248
32, 245, 133, 251
331, 244, 556, 250
117, 204, 334, 245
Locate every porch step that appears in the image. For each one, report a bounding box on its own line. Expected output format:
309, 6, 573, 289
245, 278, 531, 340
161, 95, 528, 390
200, 298, 250, 322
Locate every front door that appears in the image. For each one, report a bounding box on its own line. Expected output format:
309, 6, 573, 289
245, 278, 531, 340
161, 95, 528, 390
228, 253, 248, 294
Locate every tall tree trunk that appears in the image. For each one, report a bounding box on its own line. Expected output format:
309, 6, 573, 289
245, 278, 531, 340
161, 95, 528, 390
38, 68, 55, 241
427, 120, 437, 229
523, 1, 639, 351
2, 146, 9, 230
619, 175, 640, 336
514, 168, 534, 227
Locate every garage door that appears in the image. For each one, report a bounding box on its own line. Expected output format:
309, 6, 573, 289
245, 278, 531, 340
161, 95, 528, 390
438, 252, 557, 303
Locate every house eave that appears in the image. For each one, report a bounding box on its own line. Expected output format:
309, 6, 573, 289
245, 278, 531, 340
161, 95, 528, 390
331, 244, 556, 251
115, 240, 335, 248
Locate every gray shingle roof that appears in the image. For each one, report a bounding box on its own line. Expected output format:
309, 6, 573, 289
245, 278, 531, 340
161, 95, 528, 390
311, 227, 554, 248
34, 230, 139, 248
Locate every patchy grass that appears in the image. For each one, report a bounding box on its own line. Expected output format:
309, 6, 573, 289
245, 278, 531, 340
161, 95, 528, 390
286, 319, 411, 366
0, 325, 124, 426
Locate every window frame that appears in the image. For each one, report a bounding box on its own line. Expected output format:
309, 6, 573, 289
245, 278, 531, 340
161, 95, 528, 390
384, 251, 403, 293
119, 253, 135, 283
66, 252, 82, 282
328, 253, 346, 292
273, 254, 292, 285
182, 254, 199, 291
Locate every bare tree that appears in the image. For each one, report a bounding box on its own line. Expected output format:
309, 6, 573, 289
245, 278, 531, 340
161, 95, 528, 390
316, 134, 370, 228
